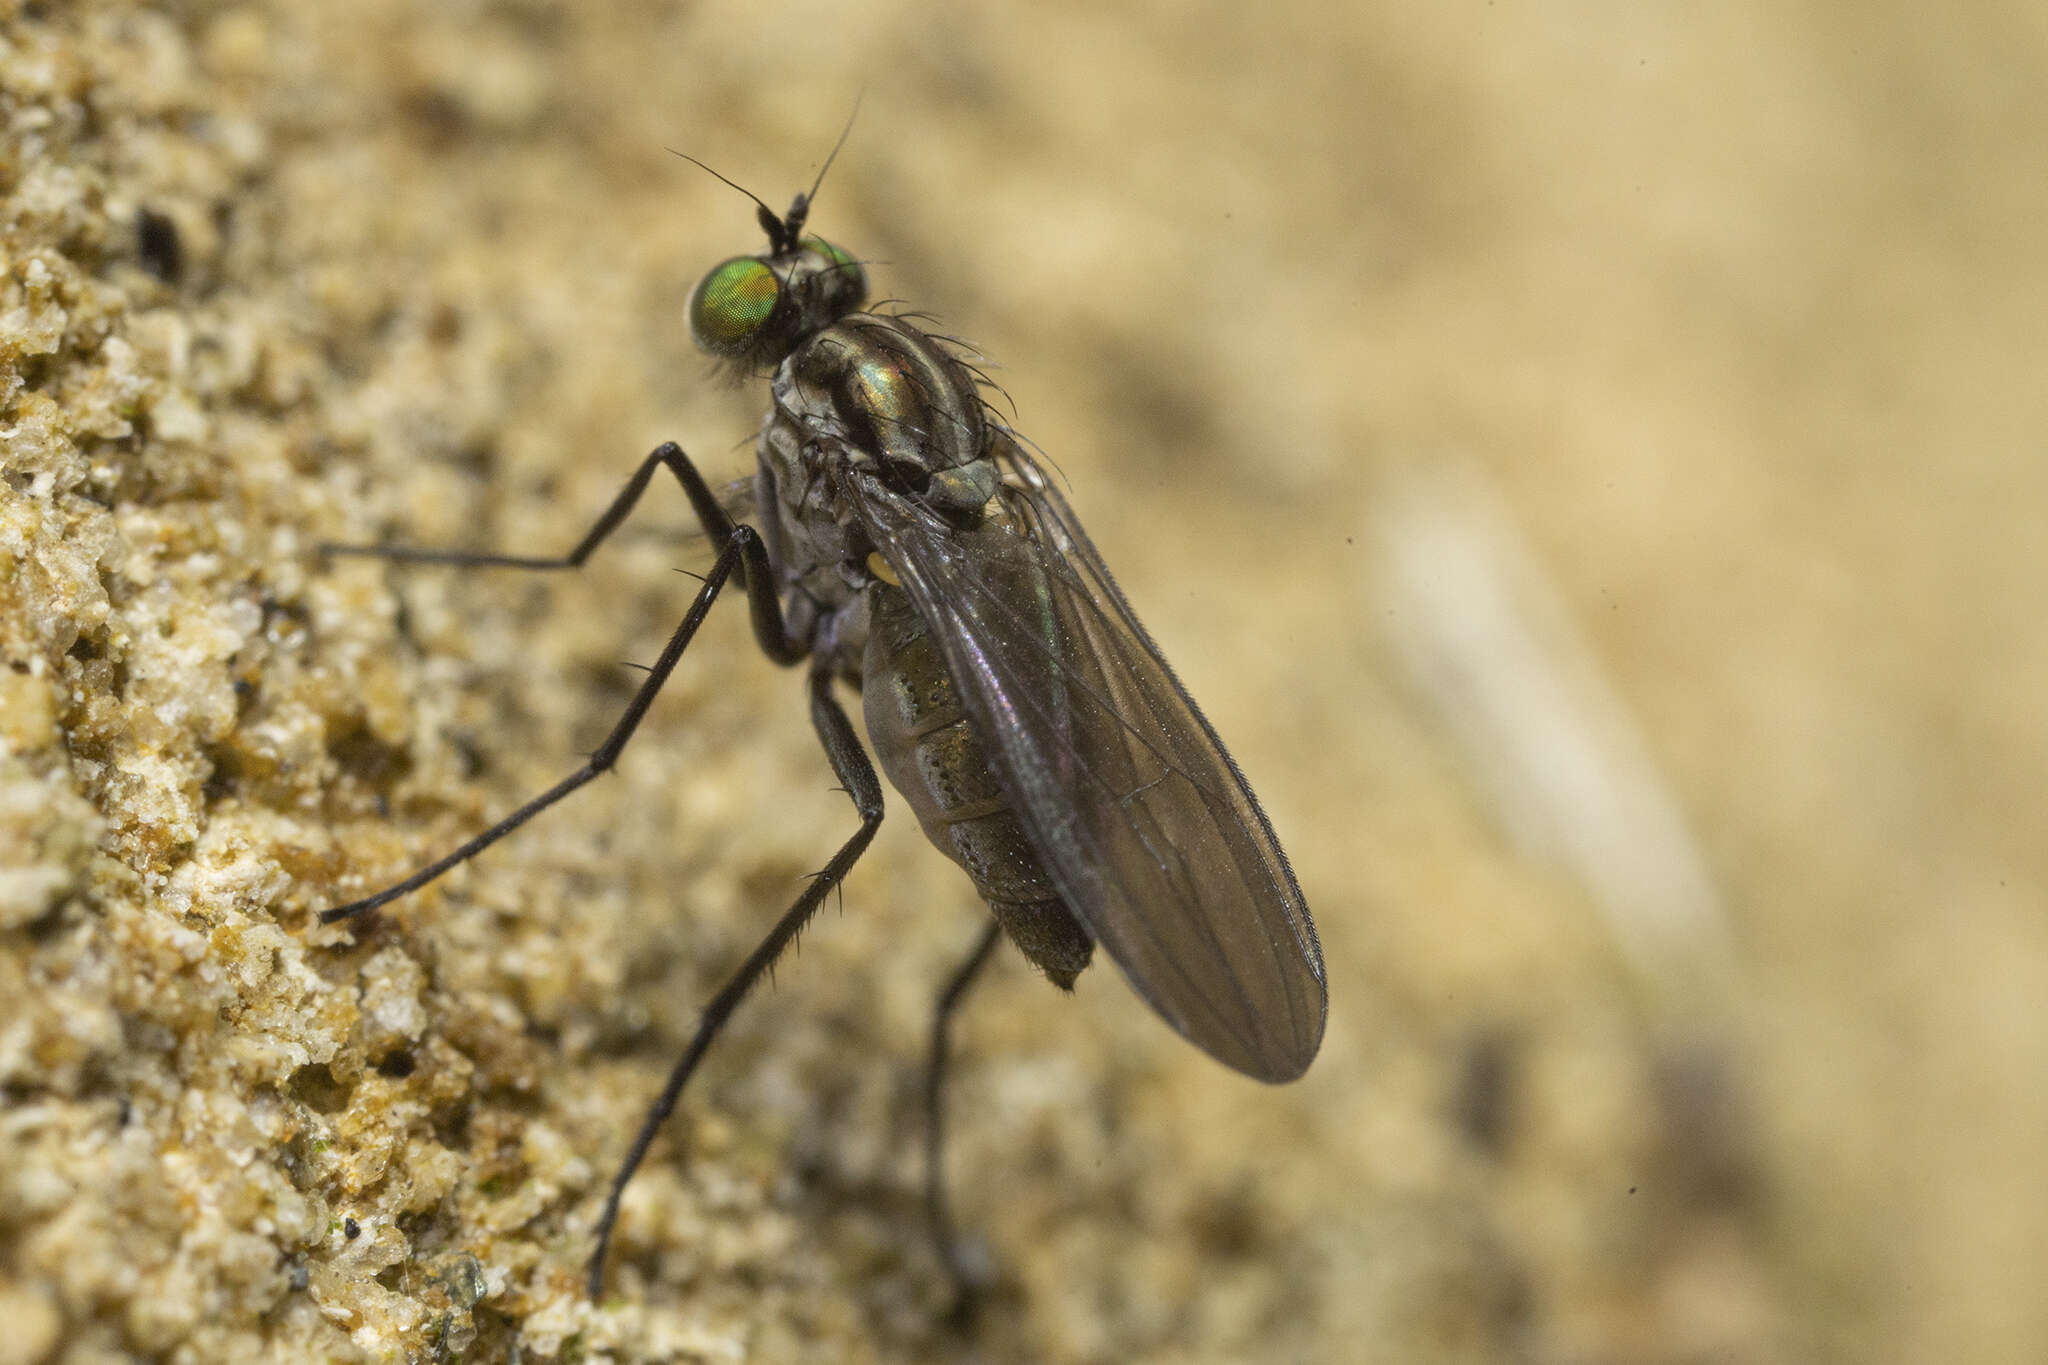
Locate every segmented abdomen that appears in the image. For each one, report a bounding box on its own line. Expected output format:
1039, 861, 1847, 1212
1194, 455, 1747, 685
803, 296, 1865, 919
861, 583, 1093, 986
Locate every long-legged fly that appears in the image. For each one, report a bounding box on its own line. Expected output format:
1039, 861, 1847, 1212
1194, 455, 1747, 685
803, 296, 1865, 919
318, 126, 1326, 1302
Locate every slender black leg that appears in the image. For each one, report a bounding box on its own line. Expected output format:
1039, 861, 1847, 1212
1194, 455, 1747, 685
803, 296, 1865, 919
584, 666, 885, 1298
318, 524, 789, 924
926, 919, 1002, 1302
322, 440, 727, 570
321, 441, 800, 665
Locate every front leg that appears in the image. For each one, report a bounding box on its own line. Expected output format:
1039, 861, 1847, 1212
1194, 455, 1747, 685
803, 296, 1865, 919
321, 440, 803, 664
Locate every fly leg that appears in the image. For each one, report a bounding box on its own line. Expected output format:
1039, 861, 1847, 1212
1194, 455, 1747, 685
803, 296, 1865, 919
317, 521, 787, 923
323, 440, 720, 566
322, 441, 801, 665
926, 919, 1003, 1310
585, 665, 885, 1298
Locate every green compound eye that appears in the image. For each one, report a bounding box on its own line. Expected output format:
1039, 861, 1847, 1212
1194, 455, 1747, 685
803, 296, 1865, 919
689, 257, 783, 355
805, 236, 858, 275
800, 236, 867, 316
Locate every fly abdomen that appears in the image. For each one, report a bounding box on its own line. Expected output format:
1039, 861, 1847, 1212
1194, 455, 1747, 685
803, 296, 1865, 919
862, 583, 1094, 987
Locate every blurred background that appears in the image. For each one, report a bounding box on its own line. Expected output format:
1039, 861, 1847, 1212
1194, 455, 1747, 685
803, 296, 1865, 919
14, 0, 2047, 1360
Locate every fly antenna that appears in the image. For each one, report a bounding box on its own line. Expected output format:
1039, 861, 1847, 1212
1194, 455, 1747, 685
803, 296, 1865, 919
670, 96, 862, 257
667, 147, 795, 251
797, 91, 864, 223
666, 148, 777, 219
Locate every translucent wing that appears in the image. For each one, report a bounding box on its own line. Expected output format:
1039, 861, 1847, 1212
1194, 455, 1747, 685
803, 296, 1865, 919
849, 441, 1326, 1081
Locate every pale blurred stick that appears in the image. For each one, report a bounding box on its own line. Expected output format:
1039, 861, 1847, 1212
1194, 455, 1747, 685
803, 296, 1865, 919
1374, 463, 1738, 1023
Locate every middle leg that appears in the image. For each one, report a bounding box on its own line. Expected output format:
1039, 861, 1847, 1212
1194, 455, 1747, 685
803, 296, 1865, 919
319, 523, 783, 924
585, 664, 887, 1297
